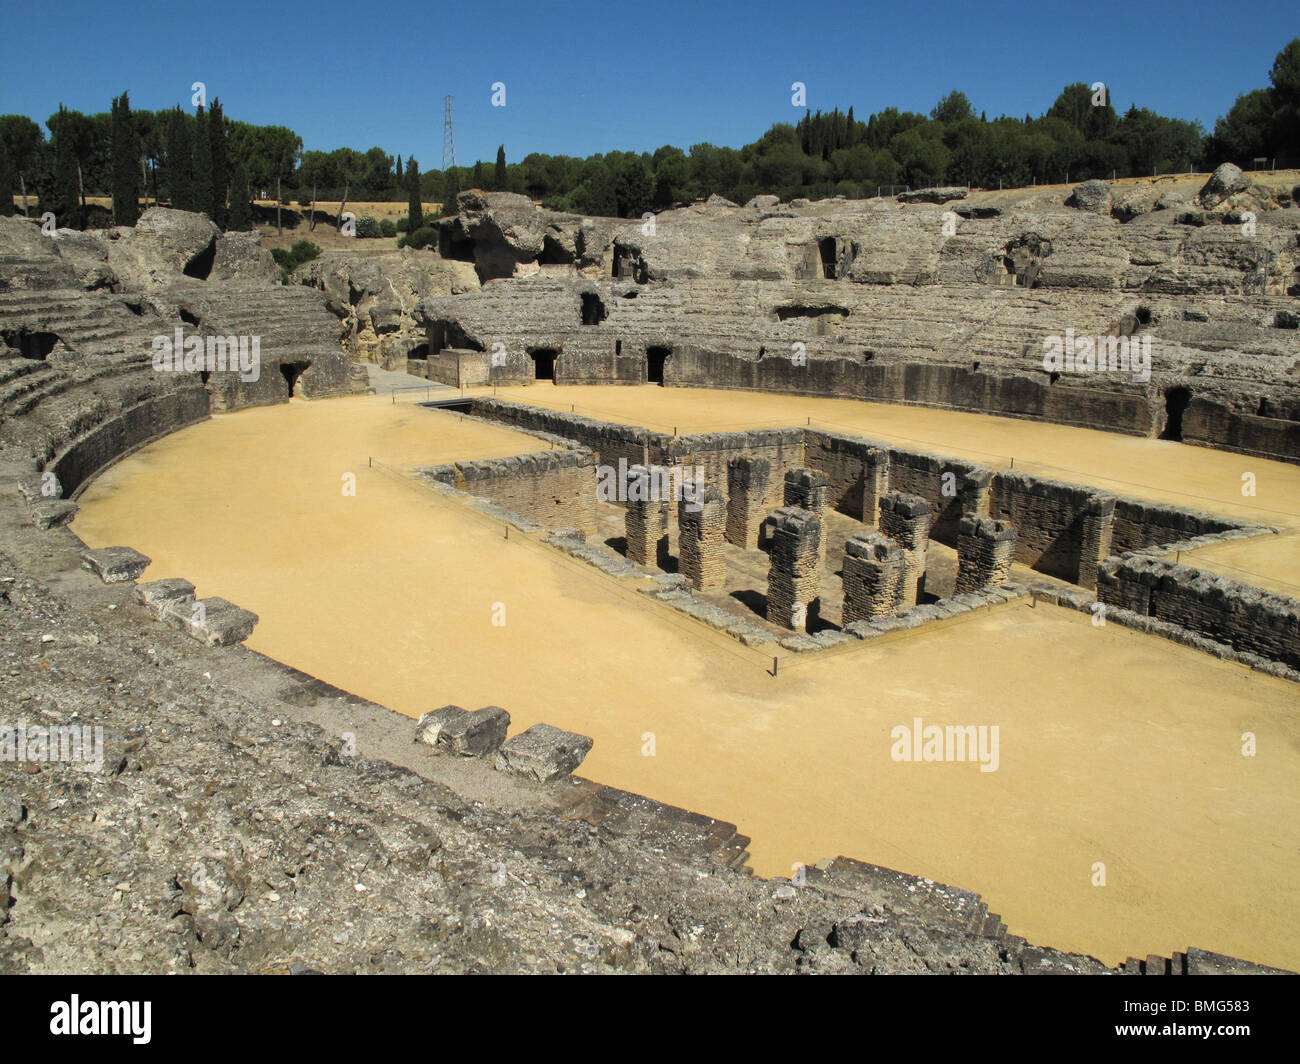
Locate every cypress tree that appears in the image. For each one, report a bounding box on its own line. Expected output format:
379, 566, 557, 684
494, 145, 506, 190
442, 168, 460, 216
111, 91, 140, 226
395, 154, 403, 182
406, 156, 422, 230
52, 105, 80, 228
0, 137, 15, 216
228, 162, 252, 230
472, 159, 484, 188
166, 108, 194, 210
209, 98, 228, 227
193, 105, 213, 219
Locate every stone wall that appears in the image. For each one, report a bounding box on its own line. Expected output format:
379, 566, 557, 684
1111, 498, 1250, 554
991, 473, 1116, 587
802, 430, 890, 523
421, 449, 597, 533
663, 428, 805, 513
1097, 556, 1300, 670
52, 386, 212, 498
470, 398, 650, 474
885, 449, 992, 545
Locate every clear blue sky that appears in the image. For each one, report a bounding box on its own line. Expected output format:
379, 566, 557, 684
0, 0, 1291, 166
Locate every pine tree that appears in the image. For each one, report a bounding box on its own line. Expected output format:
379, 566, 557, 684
209, 98, 228, 227
406, 156, 422, 230
0, 137, 15, 216
442, 168, 460, 216
166, 108, 194, 210
227, 163, 252, 230
51, 105, 80, 228
193, 105, 213, 219
111, 91, 140, 226
494, 145, 506, 190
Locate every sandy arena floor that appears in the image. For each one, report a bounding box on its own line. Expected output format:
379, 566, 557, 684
72, 388, 1300, 970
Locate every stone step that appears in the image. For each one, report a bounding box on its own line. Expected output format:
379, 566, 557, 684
801, 856, 987, 936
0, 358, 53, 387
3, 376, 75, 417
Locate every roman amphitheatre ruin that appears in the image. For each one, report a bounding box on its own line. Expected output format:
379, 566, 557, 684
1, 167, 1298, 975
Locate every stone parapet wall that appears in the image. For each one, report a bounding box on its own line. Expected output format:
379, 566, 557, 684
1097, 556, 1300, 670
991, 472, 1116, 587
420, 448, 597, 533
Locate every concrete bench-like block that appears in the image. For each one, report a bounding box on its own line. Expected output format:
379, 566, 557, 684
133, 578, 197, 619
80, 546, 151, 583
29, 499, 78, 530
160, 596, 258, 646
494, 723, 593, 783
415, 705, 510, 757
190, 597, 258, 646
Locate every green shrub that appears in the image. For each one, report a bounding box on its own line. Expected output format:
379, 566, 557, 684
380, 218, 397, 237
355, 216, 381, 238
396, 216, 410, 233
271, 240, 323, 283
397, 225, 438, 250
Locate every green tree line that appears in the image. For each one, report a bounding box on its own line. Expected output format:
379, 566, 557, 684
1, 37, 1294, 229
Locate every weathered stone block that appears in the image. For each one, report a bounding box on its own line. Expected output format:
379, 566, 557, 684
29, 499, 78, 529
494, 723, 593, 783
133, 578, 196, 619
80, 546, 152, 584
416, 704, 511, 757
766, 506, 822, 630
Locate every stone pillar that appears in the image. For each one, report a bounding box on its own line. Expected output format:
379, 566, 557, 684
784, 468, 831, 564
625, 464, 669, 568
765, 507, 822, 631
955, 516, 1017, 594
860, 448, 890, 528
957, 467, 993, 520
726, 456, 772, 549
878, 491, 932, 609
841, 533, 905, 624
1078, 493, 1116, 590
678, 485, 727, 591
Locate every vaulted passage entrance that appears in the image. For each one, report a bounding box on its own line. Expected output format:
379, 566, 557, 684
280, 360, 311, 397
1160, 387, 1191, 441
531, 348, 557, 381
646, 346, 670, 385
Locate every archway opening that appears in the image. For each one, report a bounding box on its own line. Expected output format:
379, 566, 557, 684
647, 346, 670, 385
1160, 387, 1191, 441
531, 349, 557, 382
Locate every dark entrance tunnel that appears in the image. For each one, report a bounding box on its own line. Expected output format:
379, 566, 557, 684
531, 349, 557, 382
1, 328, 59, 359
280, 360, 311, 397
647, 346, 671, 385
1160, 387, 1191, 441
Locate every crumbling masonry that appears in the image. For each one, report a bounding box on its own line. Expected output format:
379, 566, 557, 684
726, 456, 772, 549
841, 532, 905, 624
879, 492, 932, 609
624, 464, 670, 567
765, 506, 822, 631
955, 516, 1017, 594
678, 485, 727, 590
